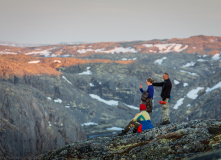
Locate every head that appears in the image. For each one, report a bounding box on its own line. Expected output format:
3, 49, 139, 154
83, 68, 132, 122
146, 78, 154, 86
140, 104, 146, 111
163, 73, 169, 80
145, 78, 154, 86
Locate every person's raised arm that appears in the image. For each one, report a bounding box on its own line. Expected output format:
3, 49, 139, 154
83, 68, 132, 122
140, 83, 144, 93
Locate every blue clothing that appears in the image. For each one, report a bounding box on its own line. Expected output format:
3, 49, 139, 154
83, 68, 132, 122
139, 120, 154, 131
140, 85, 154, 99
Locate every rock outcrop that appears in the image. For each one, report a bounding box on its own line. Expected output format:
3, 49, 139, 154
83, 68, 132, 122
36, 119, 221, 160
0, 81, 85, 159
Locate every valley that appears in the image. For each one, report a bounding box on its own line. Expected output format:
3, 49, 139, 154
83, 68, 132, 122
0, 35, 220, 158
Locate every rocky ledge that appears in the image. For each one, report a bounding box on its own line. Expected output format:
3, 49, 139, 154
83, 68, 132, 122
36, 119, 221, 160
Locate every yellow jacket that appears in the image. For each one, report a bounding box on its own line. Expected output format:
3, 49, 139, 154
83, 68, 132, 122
132, 111, 150, 122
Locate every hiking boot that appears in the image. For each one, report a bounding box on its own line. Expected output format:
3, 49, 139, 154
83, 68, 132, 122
160, 121, 170, 125
118, 130, 127, 136
133, 129, 138, 133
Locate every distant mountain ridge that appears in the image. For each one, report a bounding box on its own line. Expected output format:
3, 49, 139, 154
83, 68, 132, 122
0, 35, 220, 58
0, 41, 86, 47
0, 41, 45, 47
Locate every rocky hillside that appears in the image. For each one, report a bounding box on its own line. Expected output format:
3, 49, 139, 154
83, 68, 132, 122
36, 119, 221, 160
0, 80, 85, 159
0, 35, 220, 159
0, 54, 132, 77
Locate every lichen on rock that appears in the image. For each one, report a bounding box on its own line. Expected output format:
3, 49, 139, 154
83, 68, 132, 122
36, 119, 221, 160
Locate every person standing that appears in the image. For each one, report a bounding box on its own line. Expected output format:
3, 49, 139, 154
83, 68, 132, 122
140, 78, 154, 119
152, 73, 172, 125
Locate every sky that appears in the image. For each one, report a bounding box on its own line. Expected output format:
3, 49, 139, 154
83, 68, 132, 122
0, 0, 221, 44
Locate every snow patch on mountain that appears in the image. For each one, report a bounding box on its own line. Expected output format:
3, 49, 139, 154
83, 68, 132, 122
62, 76, 73, 85
187, 87, 204, 99
155, 44, 175, 53
89, 94, 118, 106
182, 61, 195, 67
77, 49, 94, 54
54, 99, 62, 103
197, 59, 207, 62
0, 51, 17, 55
102, 47, 137, 54
142, 43, 188, 53
48, 121, 52, 127
206, 81, 221, 93
25, 49, 52, 57
78, 70, 92, 75
89, 94, 139, 110
81, 122, 98, 126
180, 70, 199, 76
78, 67, 92, 75
47, 97, 52, 100
106, 127, 123, 131
28, 60, 40, 64
183, 83, 188, 87
173, 98, 185, 110
154, 57, 167, 65
122, 58, 137, 61
174, 80, 180, 85
186, 104, 191, 107
123, 103, 139, 110
54, 60, 61, 63
77, 47, 137, 54
142, 44, 153, 48
212, 53, 220, 60
89, 83, 94, 87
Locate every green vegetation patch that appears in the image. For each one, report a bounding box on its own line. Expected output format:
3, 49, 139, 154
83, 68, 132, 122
209, 133, 221, 147
143, 146, 172, 159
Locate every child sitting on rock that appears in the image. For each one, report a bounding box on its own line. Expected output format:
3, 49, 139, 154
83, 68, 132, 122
118, 104, 154, 136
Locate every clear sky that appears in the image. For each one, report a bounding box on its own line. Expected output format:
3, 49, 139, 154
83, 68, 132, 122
0, 0, 221, 44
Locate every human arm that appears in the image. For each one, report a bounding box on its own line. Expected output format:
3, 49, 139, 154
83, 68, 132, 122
152, 82, 164, 86
132, 112, 141, 122
140, 83, 144, 93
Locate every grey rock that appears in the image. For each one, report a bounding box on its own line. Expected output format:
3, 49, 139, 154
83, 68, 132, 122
36, 119, 221, 160
0, 81, 85, 159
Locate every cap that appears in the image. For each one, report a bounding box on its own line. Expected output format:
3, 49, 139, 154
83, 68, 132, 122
140, 104, 146, 110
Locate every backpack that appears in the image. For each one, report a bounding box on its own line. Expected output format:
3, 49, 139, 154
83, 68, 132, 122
141, 91, 149, 101
141, 91, 153, 113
